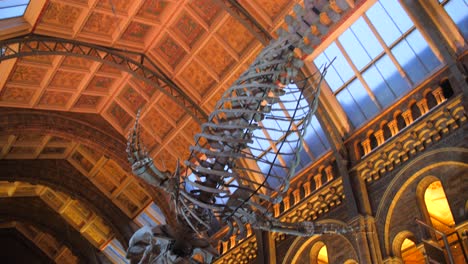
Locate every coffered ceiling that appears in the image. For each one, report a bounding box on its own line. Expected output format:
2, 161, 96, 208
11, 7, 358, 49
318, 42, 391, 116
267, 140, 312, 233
0, 0, 304, 259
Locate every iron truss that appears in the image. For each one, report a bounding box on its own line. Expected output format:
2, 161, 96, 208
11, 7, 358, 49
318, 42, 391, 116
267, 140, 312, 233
0, 34, 208, 123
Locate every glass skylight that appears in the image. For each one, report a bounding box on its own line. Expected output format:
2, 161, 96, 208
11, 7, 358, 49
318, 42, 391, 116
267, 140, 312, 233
0, 0, 30, 20
313, 0, 441, 128
439, 0, 468, 38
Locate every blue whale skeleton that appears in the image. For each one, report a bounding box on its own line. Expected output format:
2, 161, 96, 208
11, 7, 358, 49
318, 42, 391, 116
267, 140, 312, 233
126, 0, 351, 263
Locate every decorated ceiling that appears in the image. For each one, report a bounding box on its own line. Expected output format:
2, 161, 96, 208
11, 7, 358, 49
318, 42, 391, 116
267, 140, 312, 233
0, 0, 316, 259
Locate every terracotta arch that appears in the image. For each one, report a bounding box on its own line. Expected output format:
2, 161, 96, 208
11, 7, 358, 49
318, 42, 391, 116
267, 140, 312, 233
0, 197, 110, 263
375, 147, 468, 256
392, 230, 417, 258
0, 107, 128, 167
0, 159, 137, 248
282, 220, 357, 264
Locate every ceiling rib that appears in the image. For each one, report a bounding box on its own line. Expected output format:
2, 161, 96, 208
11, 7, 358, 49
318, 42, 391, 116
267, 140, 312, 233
0, 34, 209, 123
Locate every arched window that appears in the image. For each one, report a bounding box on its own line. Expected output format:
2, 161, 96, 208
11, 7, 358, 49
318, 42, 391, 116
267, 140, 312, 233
400, 238, 425, 263
424, 181, 455, 230
317, 244, 328, 264
308, 241, 329, 264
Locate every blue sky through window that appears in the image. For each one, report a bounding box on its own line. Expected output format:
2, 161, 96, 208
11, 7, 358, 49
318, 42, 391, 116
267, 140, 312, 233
0, 0, 30, 20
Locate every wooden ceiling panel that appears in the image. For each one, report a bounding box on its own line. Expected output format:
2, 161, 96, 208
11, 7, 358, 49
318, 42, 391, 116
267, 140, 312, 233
105, 101, 133, 131
197, 36, 236, 78
252, 0, 291, 21
153, 148, 178, 172
170, 133, 191, 160
188, 0, 223, 26
85, 75, 118, 95
61, 56, 94, 71
37, 90, 73, 109
136, 0, 173, 23
0, 86, 36, 105
156, 94, 186, 123
101, 159, 128, 185
80, 12, 121, 40
97, 63, 123, 76
118, 84, 147, 115
179, 59, 216, 97
123, 181, 151, 207
8, 65, 49, 87
114, 192, 140, 217
49, 70, 86, 91
73, 94, 104, 111
171, 11, 206, 49
152, 34, 188, 70
143, 107, 174, 141
120, 21, 155, 45
92, 171, 119, 196
38, 1, 84, 31
217, 15, 257, 55
70, 150, 95, 174
130, 78, 159, 100
95, 0, 133, 15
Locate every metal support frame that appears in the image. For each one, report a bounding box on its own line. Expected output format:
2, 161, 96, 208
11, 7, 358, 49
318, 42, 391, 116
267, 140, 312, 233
217, 0, 272, 45
0, 34, 208, 123
415, 218, 455, 264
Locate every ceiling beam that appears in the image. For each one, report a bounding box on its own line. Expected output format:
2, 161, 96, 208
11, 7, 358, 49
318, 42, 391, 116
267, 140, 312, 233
0, 34, 209, 123
217, 0, 272, 45
0, 107, 128, 167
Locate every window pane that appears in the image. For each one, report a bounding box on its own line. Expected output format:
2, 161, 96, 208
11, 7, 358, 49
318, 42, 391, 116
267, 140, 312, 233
0, 0, 29, 8
336, 86, 367, 127
350, 17, 383, 59
314, 50, 345, 92
444, 0, 468, 38
379, 0, 413, 33
304, 116, 330, 157
363, 65, 395, 108
406, 30, 441, 72
315, 42, 354, 92
366, 2, 402, 45
375, 55, 410, 96
0, 5, 27, 19
347, 79, 379, 119
392, 40, 427, 84
339, 25, 371, 70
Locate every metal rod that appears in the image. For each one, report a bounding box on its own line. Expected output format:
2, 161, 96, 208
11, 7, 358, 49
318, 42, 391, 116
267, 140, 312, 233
415, 218, 455, 264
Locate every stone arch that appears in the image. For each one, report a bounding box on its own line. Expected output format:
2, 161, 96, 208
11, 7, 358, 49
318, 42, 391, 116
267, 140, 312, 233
309, 241, 327, 263
0, 220, 78, 262
0, 159, 137, 248
0, 197, 108, 263
392, 230, 417, 258
282, 220, 357, 264
415, 176, 442, 228
375, 147, 468, 257
0, 107, 128, 167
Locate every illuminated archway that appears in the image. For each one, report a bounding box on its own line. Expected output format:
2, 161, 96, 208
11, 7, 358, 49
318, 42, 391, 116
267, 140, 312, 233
423, 180, 455, 229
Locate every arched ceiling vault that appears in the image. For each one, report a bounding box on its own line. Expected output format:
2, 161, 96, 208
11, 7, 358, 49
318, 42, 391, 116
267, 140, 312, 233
0, 160, 135, 247
0, 196, 110, 263
0, 221, 79, 263
0, 0, 300, 257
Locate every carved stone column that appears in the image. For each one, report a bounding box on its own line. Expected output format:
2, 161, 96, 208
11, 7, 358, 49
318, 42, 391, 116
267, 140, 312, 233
350, 215, 384, 264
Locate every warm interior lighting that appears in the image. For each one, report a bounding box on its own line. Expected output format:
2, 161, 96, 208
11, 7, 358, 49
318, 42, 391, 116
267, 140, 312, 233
401, 238, 425, 263
401, 238, 416, 252
424, 181, 455, 227
317, 245, 328, 264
